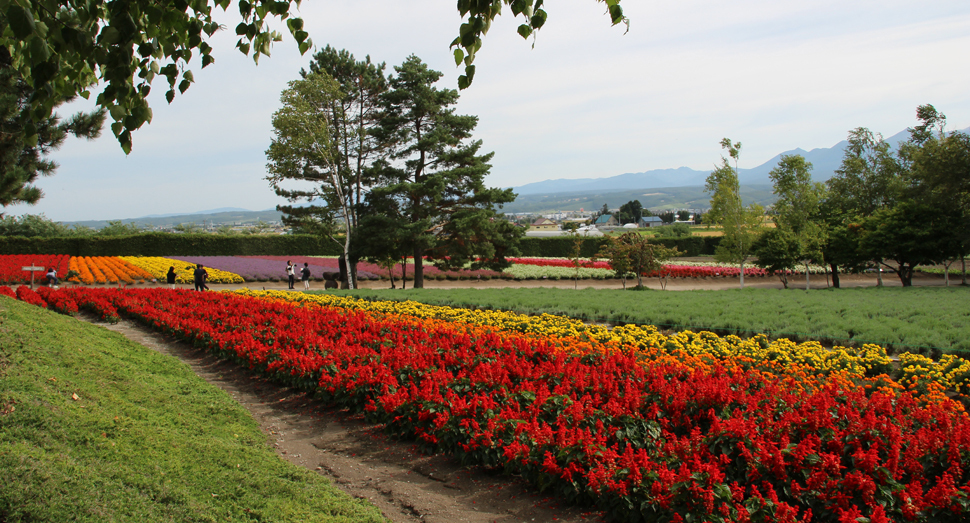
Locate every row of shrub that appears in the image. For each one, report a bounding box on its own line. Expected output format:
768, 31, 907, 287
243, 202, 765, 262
0, 234, 721, 258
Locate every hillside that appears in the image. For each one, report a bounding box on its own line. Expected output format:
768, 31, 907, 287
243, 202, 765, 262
65, 209, 283, 230
510, 127, 965, 197
501, 185, 776, 214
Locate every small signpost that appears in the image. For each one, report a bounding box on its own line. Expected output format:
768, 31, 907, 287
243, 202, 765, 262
22, 265, 44, 290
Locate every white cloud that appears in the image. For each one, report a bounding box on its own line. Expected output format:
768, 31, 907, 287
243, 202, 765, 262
9, 0, 970, 221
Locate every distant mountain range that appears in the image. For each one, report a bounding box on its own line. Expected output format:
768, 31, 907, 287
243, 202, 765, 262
509, 127, 954, 196
60, 126, 968, 225
65, 208, 282, 229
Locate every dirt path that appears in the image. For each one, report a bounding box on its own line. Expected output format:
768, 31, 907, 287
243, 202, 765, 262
84, 315, 605, 523
125, 270, 949, 293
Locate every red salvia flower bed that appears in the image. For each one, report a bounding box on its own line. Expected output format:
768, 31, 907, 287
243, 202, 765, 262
21, 287, 970, 522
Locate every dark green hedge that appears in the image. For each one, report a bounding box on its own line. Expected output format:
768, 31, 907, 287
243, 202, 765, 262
0, 233, 344, 256
0, 233, 721, 257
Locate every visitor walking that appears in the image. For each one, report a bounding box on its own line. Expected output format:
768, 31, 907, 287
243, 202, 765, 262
167, 266, 177, 288
301, 263, 311, 290
46, 268, 58, 286
286, 260, 295, 289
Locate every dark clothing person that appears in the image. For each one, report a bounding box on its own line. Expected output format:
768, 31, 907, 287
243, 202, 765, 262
301, 264, 311, 290
193, 265, 209, 291
166, 267, 177, 285
46, 269, 58, 286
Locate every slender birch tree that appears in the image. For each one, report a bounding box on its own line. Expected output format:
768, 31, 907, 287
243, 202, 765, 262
705, 138, 764, 289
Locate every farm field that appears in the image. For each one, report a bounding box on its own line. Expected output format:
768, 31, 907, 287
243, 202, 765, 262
0, 254, 859, 286
3, 286, 970, 522
322, 286, 970, 355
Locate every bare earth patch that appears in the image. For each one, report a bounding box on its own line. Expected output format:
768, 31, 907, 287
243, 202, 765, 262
83, 314, 606, 523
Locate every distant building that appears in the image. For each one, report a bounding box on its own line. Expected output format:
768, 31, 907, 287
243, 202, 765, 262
640, 216, 663, 227
529, 218, 560, 231
594, 214, 618, 227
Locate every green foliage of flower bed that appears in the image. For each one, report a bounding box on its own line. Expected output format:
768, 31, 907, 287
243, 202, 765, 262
332, 286, 970, 355
0, 297, 383, 523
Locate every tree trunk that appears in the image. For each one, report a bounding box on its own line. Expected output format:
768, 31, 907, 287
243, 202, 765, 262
830, 263, 841, 289
875, 260, 884, 287
962, 257, 968, 286
342, 235, 355, 290
804, 262, 811, 290
898, 264, 913, 287
412, 245, 424, 289
400, 258, 407, 290
338, 255, 349, 289
739, 260, 745, 289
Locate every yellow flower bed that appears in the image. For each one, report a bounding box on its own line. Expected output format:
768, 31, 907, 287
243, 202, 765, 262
232, 290, 955, 385
122, 256, 245, 284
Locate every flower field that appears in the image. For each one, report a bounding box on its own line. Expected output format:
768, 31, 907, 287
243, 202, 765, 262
120, 256, 246, 284
4, 286, 970, 522
0, 254, 70, 284
0, 254, 842, 284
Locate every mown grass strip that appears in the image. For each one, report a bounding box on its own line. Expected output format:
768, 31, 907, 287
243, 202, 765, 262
323, 286, 970, 355
0, 296, 384, 523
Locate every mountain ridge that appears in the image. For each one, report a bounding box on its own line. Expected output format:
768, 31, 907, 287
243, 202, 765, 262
510, 127, 953, 196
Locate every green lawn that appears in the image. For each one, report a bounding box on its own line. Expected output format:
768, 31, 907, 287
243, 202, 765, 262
0, 297, 385, 523
325, 286, 970, 356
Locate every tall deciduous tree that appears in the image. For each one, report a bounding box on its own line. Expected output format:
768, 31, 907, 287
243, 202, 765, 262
618, 200, 642, 224
369, 55, 520, 288
768, 154, 826, 290
280, 47, 388, 288
904, 104, 970, 285
705, 138, 764, 289
265, 72, 361, 288
2, 0, 624, 152
824, 127, 904, 286
751, 228, 800, 289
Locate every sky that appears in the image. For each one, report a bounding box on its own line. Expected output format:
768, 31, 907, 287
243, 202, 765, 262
9, 0, 970, 222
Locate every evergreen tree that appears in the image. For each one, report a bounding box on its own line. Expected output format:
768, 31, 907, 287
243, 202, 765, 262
0, 48, 104, 214
369, 55, 520, 288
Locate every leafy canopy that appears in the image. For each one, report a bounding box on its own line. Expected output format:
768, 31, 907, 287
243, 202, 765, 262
2, 0, 625, 153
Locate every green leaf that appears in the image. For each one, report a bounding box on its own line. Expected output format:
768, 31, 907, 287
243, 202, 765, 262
609, 4, 624, 24
108, 105, 127, 120
99, 26, 120, 45
516, 24, 531, 39
178, 79, 191, 94
28, 35, 50, 62
453, 48, 464, 66
6, 5, 36, 40
531, 10, 547, 30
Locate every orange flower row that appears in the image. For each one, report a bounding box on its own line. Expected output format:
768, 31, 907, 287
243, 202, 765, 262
67, 257, 155, 285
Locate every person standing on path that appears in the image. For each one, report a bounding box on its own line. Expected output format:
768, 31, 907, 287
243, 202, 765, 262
194, 264, 209, 291
301, 263, 311, 290
167, 266, 177, 288
286, 261, 295, 289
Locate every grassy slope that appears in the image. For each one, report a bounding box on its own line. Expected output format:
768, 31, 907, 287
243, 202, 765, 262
0, 296, 384, 523
328, 286, 970, 355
